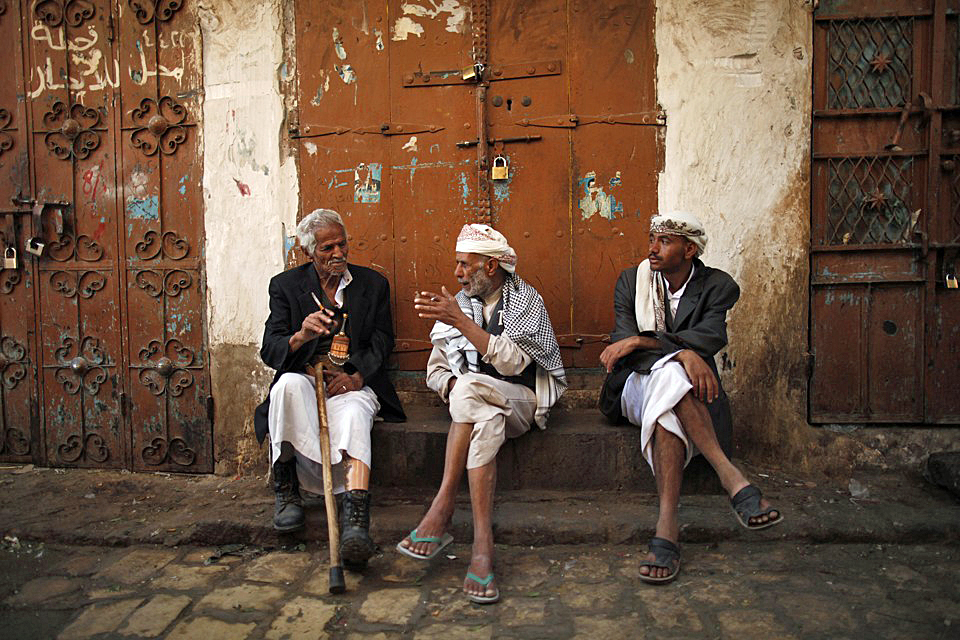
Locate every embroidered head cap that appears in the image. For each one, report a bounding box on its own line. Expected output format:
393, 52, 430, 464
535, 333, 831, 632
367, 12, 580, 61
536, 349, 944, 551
455, 224, 518, 273
649, 211, 708, 256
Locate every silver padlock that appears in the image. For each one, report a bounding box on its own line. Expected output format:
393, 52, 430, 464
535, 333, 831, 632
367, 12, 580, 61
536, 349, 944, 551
3, 247, 17, 270
491, 155, 509, 181
26, 237, 44, 257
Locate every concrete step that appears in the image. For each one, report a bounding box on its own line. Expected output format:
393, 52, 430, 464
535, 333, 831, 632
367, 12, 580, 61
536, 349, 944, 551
371, 405, 723, 494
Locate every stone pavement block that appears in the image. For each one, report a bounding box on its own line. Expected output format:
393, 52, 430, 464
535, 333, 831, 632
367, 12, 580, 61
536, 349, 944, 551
56, 597, 143, 640
778, 593, 856, 633
359, 588, 422, 624
499, 554, 550, 590
716, 610, 797, 639
150, 563, 230, 589
264, 596, 337, 639
166, 617, 257, 640
559, 553, 611, 582
425, 588, 490, 623
52, 554, 105, 577
498, 597, 547, 626
380, 554, 431, 584
345, 633, 391, 640
302, 564, 364, 594
685, 577, 740, 607
180, 549, 217, 564
634, 591, 704, 632
117, 594, 191, 637
558, 583, 620, 610
196, 584, 285, 612
413, 623, 493, 639
574, 616, 642, 639
4, 576, 83, 606
85, 585, 136, 600
94, 549, 177, 585
242, 551, 312, 584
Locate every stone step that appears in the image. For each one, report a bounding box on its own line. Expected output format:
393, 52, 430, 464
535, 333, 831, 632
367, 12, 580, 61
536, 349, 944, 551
371, 405, 722, 494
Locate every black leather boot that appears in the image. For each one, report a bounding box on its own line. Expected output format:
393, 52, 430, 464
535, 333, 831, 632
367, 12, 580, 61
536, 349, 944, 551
272, 459, 304, 532
338, 489, 375, 570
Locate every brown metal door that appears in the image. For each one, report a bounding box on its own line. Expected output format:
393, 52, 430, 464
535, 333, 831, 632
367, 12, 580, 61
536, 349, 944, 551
0, 0, 210, 470
811, 0, 960, 423
293, 0, 662, 370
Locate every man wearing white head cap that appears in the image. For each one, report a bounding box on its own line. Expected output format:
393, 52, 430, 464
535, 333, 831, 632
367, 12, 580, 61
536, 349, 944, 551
397, 224, 566, 604
599, 211, 782, 585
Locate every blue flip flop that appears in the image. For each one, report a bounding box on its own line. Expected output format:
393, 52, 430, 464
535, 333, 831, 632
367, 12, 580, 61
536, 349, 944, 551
465, 571, 500, 604
396, 529, 454, 561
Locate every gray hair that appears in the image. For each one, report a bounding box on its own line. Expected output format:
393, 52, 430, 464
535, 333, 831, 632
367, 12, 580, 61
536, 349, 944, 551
297, 209, 345, 253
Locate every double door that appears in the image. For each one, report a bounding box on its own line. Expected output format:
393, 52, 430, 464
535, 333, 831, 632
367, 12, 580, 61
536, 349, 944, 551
0, 1, 211, 470
811, 0, 960, 423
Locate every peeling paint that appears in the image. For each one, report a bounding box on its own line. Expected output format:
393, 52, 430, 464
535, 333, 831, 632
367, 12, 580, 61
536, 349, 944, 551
402, 136, 418, 153
332, 27, 347, 60
354, 163, 381, 203
374, 29, 385, 51
458, 172, 470, 204
578, 171, 623, 220
233, 178, 251, 196
178, 174, 187, 195
311, 71, 330, 105
397, 1, 469, 35
125, 195, 159, 220
624, 49, 635, 64
304, 141, 318, 155
391, 16, 424, 41
493, 180, 510, 203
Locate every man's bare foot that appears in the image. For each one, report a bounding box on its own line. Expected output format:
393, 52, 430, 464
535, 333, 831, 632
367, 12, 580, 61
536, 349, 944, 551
398, 500, 453, 557
464, 545, 498, 602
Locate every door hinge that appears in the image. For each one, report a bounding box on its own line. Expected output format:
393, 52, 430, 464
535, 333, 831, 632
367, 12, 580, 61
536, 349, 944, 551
206, 395, 215, 423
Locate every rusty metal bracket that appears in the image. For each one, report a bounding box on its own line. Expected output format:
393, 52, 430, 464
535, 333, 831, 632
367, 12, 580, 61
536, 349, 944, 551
516, 111, 666, 129
291, 123, 443, 139
556, 334, 610, 348
403, 59, 562, 87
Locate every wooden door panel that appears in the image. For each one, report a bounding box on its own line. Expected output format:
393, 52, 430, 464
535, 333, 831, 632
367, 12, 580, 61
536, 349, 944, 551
0, 0, 38, 463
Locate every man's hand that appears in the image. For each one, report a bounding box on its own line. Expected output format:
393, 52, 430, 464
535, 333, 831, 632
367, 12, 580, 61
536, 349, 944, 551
600, 336, 640, 373
289, 308, 336, 352
325, 369, 364, 397
674, 349, 718, 403
415, 287, 468, 328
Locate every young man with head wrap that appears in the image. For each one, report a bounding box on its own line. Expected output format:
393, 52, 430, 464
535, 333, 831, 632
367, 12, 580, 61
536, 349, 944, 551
397, 224, 566, 604
599, 211, 783, 584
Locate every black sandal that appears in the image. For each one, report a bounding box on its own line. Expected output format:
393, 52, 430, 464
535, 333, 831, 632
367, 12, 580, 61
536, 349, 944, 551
730, 484, 783, 530
639, 536, 681, 585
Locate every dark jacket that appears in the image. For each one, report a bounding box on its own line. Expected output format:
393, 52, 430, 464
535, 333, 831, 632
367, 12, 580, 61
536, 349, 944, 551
599, 259, 739, 454
253, 262, 405, 444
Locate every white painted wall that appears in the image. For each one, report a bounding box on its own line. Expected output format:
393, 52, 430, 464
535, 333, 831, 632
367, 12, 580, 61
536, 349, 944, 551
200, 0, 299, 347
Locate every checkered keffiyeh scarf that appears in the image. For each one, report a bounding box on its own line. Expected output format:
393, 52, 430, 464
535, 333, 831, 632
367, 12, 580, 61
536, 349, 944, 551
429, 273, 567, 426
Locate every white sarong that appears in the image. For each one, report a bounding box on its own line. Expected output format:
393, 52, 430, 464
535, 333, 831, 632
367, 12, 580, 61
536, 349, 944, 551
268, 372, 380, 494
620, 352, 698, 473
449, 372, 536, 469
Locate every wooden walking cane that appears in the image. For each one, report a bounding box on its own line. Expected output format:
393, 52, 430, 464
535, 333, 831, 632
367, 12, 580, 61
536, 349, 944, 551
307, 362, 346, 594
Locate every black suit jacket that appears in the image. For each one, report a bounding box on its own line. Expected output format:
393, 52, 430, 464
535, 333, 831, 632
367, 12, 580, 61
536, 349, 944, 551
254, 262, 405, 444
599, 259, 739, 454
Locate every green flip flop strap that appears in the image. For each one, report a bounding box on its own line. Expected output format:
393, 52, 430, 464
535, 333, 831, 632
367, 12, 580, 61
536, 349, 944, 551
409, 529, 443, 545
466, 572, 494, 586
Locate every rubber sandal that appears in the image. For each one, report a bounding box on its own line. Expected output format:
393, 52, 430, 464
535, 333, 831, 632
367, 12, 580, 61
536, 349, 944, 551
465, 571, 500, 604
639, 536, 681, 585
395, 529, 454, 561
730, 484, 783, 530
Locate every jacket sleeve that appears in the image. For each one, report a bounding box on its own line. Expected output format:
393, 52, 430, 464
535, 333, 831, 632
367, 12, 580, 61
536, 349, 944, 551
610, 268, 641, 342
343, 274, 395, 382
260, 274, 308, 372
648, 276, 740, 359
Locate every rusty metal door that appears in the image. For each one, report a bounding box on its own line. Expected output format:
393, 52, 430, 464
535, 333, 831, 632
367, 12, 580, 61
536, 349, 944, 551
293, 0, 662, 370
811, 0, 960, 423
0, 0, 211, 471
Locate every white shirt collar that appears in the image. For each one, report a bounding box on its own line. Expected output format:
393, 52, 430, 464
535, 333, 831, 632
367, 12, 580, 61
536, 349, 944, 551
333, 267, 352, 307
667, 263, 695, 316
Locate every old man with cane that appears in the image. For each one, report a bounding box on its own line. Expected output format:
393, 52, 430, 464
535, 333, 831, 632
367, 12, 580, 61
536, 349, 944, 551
254, 208, 405, 577
398, 224, 566, 604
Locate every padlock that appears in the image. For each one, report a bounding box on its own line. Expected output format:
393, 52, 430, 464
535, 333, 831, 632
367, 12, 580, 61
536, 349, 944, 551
491, 155, 509, 181
461, 66, 476, 81
3, 247, 17, 270
26, 237, 44, 257
947, 274, 959, 289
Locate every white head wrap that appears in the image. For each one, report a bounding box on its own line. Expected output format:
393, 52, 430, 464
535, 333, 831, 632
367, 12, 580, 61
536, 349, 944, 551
455, 224, 518, 273
649, 211, 708, 257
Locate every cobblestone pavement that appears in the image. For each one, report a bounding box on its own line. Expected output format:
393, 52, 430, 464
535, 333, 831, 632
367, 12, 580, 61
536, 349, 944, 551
1, 537, 956, 639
